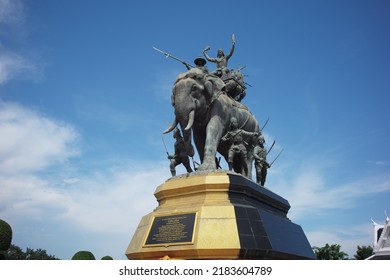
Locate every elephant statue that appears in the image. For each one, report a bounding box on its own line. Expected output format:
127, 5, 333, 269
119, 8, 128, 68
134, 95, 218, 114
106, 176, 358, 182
163, 68, 260, 179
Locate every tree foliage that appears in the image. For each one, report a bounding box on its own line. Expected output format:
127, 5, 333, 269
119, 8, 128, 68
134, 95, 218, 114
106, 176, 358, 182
354, 245, 373, 260
71, 250, 96, 260
313, 243, 349, 260
5, 244, 59, 260
0, 219, 12, 251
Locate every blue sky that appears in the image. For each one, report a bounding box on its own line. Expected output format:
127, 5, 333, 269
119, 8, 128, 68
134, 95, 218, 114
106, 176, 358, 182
0, 0, 389, 260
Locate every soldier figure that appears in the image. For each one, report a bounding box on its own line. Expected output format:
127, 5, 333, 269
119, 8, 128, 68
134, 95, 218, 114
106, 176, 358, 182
253, 135, 270, 186
168, 128, 193, 176
221, 117, 258, 176
183, 56, 208, 73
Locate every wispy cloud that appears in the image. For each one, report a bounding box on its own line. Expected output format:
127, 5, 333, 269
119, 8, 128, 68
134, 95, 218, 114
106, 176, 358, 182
0, 100, 80, 217
273, 164, 390, 220
0, 48, 36, 85
0, 102, 79, 174
1, 159, 165, 233
268, 156, 390, 257
0, 0, 43, 85
1, 102, 388, 259
0, 0, 24, 24
306, 222, 374, 258
151, 68, 181, 102
0, 101, 167, 258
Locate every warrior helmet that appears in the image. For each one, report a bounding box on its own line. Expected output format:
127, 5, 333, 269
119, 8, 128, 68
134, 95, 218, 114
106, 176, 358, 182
194, 56, 206, 66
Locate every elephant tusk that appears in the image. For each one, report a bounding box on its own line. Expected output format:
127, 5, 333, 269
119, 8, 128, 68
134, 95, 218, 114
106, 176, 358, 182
163, 118, 178, 134
185, 110, 195, 131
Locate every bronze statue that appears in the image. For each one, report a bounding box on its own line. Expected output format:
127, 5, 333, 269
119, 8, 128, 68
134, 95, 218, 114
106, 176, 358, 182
159, 35, 276, 183
164, 68, 260, 179
167, 128, 193, 176
221, 117, 259, 176
253, 135, 270, 186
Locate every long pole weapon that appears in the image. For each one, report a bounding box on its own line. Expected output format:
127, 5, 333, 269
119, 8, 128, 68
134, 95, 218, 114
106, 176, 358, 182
153, 47, 194, 68
261, 117, 269, 131
267, 140, 276, 155
161, 134, 170, 157
269, 148, 284, 167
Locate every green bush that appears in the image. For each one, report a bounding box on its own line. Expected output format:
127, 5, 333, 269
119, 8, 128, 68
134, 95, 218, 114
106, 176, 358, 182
71, 251, 96, 260
0, 219, 12, 251
101, 255, 113, 260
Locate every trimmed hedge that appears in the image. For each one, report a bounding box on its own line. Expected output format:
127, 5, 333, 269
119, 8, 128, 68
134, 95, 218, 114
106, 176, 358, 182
71, 251, 96, 260
0, 219, 12, 251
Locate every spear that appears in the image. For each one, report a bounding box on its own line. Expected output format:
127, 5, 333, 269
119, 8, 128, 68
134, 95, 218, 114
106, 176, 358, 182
269, 148, 284, 167
267, 140, 276, 155
161, 134, 170, 158
261, 117, 269, 131
153, 46, 194, 68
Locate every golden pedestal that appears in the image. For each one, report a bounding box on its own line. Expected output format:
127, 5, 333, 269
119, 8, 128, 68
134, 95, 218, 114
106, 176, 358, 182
125, 171, 314, 260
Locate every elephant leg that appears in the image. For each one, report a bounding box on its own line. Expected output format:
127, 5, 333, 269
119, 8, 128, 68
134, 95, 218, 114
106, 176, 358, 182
198, 117, 223, 171
193, 127, 206, 163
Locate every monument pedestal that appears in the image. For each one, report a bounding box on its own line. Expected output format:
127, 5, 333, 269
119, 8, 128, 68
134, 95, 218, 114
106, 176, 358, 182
125, 171, 315, 259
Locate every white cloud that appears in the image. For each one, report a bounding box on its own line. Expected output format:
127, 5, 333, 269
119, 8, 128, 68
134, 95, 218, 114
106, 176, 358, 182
0, 49, 35, 85
0, 102, 79, 174
56, 164, 164, 234
270, 162, 390, 220
0, 101, 80, 222
0, 101, 173, 259
152, 68, 180, 101
0, 0, 24, 24
0, 1, 42, 85
306, 223, 374, 258
1, 158, 167, 259
1, 160, 165, 232
267, 158, 390, 259
1, 101, 388, 259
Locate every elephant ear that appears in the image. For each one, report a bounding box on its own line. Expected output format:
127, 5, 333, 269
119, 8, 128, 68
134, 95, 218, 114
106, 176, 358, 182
204, 75, 226, 104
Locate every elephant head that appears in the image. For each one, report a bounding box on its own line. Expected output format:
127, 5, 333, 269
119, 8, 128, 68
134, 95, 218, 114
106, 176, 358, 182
163, 68, 225, 158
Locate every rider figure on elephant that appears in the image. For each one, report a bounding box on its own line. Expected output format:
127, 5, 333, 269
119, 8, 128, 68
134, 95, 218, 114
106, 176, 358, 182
203, 34, 247, 102
203, 34, 235, 75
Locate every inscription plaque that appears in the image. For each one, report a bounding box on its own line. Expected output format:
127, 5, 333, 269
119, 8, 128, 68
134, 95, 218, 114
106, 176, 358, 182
144, 213, 196, 246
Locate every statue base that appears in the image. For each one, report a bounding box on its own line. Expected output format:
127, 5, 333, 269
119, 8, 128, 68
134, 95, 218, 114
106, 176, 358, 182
125, 171, 315, 259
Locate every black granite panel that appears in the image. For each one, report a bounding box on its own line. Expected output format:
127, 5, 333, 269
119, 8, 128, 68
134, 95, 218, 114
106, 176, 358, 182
234, 206, 248, 219
254, 235, 272, 249
247, 207, 261, 220
238, 234, 257, 249
227, 173, 315, 259
236, 218, 252, 235
251, 220, 267, 236
259, 209, 315, 259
